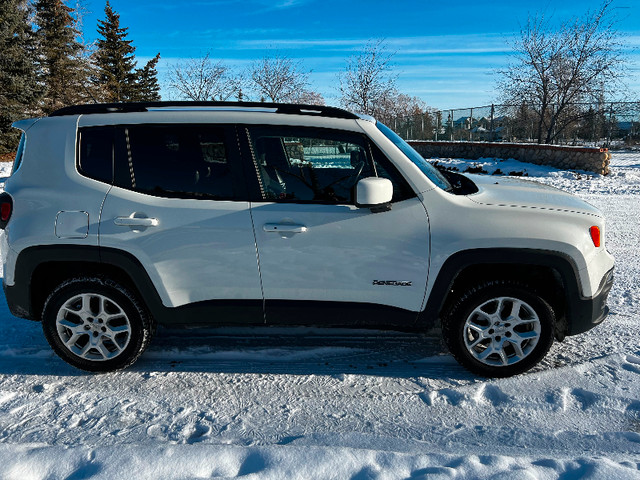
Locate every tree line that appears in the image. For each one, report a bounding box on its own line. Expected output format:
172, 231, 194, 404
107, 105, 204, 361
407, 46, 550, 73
1, 0, 161, 153
166, 39, 429, 128
0, 0, 428, 153
364, 2, 631, 146
1, 0, 631, 153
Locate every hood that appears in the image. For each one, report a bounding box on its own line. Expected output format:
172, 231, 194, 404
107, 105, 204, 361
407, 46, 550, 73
465, 174, 601, 217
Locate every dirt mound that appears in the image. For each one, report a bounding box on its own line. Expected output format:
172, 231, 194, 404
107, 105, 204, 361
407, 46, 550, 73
0, 152, 15, 163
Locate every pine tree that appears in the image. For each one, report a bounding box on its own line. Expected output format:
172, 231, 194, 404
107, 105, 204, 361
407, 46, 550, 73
131, 53, 161, 101
0, 0, 42, 152
34, 0, 85, 113
94, 0, 137, 102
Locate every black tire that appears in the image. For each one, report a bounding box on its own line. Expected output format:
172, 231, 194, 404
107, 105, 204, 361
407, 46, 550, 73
42, 277, 155, 372
442, 280, 555, 377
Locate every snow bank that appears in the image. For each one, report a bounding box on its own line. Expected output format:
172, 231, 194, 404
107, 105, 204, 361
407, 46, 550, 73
1, 443, 639, 480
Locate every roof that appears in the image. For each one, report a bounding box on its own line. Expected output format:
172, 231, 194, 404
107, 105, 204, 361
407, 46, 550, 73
49, 101, 360, 121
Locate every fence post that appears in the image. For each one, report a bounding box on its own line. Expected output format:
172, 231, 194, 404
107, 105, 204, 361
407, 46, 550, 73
551, 104, 555, 143
607, 104, 614, 147
531, 119, 534, 143
450, 110, 454, 141
490, 104, 495, 142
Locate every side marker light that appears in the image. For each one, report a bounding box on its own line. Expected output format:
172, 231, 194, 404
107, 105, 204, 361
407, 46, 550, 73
590, 226, 601, 248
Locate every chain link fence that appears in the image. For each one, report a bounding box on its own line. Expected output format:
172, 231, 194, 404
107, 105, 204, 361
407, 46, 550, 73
389, 102, 640, 151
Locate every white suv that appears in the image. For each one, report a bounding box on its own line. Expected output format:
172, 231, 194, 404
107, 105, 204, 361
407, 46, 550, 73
0, 102, 614, 376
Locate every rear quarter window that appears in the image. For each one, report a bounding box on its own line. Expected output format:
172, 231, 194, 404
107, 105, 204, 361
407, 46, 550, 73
78, 127, 114, 184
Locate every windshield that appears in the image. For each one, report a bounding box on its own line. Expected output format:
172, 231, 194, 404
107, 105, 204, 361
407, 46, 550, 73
376, 122, 452, 191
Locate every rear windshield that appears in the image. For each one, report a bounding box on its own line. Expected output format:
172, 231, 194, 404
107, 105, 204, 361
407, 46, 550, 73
12, 134, 26, 174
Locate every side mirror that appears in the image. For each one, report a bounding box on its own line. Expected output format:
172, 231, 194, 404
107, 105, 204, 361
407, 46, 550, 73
355, 177, 393, 212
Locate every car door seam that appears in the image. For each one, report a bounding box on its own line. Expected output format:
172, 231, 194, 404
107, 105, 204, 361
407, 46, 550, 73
248, 202, 267, 323
97, 184, 113, 261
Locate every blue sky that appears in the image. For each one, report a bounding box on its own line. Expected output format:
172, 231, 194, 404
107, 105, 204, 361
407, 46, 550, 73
78, 0, 640, 109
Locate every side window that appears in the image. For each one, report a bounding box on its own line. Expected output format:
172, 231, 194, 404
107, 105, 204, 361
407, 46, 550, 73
247, 127, 376, 204
113, 125, 238, 200
78, 127, 114, 184
194, 129, 236, 199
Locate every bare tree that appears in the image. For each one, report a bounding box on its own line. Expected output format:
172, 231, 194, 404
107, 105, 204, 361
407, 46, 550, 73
338, 39, 397, 117
168, 53, 241, 101
292, 89, 325, 106
377, 93, 426, 124
248, 54, 320, 103
378, 93, 433, 139
498, 1, 627, 143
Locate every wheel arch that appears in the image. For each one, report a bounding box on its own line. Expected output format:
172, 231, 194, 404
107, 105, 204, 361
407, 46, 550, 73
419, 248, 582, 339
10, 245, 166, 323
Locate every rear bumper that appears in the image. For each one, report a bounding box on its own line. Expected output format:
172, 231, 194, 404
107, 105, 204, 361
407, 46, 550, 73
567, 268, 614, 336
3, 280, 35, 320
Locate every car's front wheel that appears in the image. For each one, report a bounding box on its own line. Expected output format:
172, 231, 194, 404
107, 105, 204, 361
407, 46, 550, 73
442, 280, 555, 377
42, 277, 154, 372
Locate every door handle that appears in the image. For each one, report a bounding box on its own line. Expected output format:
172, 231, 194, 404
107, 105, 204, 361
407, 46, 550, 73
114, 215, 159, 227
263, 223, 307, 233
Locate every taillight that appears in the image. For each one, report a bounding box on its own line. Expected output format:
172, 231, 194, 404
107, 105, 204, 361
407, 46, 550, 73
1, 203, 10, 221
590, 226, 601, 248
0, 193, 12, 229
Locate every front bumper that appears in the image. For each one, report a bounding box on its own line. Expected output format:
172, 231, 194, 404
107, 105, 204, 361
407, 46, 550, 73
567, 268, 614, 336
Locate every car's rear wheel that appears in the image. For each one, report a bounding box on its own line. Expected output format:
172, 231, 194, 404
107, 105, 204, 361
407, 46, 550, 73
442, 280, 555, 377
42, 277, 154, 372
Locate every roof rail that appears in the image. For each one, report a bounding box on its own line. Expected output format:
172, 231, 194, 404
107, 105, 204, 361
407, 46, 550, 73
49, 101, 360, 120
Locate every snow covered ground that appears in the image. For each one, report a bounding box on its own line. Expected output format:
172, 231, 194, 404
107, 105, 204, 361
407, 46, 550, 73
0, 153, 639, 479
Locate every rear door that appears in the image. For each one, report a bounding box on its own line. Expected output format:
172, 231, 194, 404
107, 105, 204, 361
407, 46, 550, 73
242, 125, 431, 327
96, 124, 263, 322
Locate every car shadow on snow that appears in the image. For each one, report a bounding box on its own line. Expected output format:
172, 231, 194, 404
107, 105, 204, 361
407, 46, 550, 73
0, 302, 474, 379
129, 326, 475, 380
2, 329, 473, 380
0, 310, 608, 381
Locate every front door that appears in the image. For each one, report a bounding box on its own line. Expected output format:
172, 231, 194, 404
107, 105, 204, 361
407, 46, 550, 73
243, 125, 430, 326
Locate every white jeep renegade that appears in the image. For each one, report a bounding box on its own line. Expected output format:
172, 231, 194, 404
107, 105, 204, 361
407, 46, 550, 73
0, 102, 614, 376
